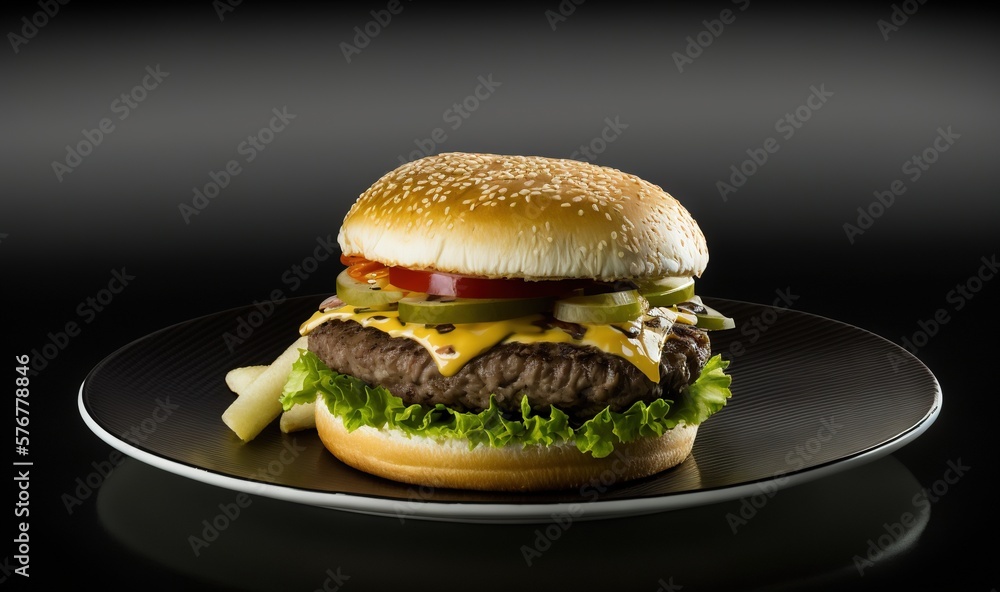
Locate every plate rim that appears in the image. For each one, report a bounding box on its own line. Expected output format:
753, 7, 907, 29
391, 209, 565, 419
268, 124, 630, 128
78, 296, 943, 525
78, 383, 940, 523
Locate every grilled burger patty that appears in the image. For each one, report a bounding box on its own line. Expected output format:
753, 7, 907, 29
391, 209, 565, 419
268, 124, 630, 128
307, 318, 712, 423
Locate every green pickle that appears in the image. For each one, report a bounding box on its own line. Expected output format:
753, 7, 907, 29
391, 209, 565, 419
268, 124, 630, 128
553, 289, 645, 324
397, 295, 553, 324
692, 307, 736, 330
638, 276, 696, 307
675, 296, 736, 331
335, 269, 405, 307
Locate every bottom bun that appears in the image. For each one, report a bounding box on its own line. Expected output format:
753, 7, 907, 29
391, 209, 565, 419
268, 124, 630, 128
314, 396, 698, 492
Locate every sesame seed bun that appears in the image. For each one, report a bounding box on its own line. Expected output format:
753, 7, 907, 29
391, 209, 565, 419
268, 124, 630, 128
337, 152, 709, 281
314, 394, 699, 492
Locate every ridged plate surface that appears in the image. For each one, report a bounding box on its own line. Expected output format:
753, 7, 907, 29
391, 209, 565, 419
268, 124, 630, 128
79, 295, 941, 522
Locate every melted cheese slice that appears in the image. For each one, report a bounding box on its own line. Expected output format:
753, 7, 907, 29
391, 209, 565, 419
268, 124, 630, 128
299, 305, 676, 383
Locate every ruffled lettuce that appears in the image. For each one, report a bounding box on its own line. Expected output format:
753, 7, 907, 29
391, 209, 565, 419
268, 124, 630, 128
280, 349, 732, 459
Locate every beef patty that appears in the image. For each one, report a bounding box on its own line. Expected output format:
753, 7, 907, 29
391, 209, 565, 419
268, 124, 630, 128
307, 318, 711, 422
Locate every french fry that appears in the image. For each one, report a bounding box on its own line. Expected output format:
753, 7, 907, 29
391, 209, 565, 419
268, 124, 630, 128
280, 401, 316, 433
225, 365, 269, 395
228, 363, 316, 432
221, 336, 307, 442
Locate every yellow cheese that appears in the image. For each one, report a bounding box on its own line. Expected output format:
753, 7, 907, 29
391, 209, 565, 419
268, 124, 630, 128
299, 305, 673, 383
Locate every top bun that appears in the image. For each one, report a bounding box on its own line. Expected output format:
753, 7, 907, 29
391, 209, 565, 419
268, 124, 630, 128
337, 152, 709, 281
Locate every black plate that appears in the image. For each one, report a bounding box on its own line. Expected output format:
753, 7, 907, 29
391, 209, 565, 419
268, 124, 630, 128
79, 295, 941, 523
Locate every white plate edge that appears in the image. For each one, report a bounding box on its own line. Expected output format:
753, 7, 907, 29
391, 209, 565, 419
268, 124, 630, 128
78, 378, 941, 524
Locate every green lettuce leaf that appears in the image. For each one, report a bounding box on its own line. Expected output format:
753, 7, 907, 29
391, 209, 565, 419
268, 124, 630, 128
279, 349, 732, 459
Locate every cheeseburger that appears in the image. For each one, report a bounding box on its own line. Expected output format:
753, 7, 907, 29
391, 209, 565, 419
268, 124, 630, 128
280, 152, 734, 491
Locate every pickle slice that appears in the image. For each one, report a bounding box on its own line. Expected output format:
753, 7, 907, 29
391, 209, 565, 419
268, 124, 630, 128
638, 277, 696, 308
675, 296, 736, 330
553, 290, 645, 324
397, 295, 553, 325
335, 269, 406, 307
693, 310, 736, 330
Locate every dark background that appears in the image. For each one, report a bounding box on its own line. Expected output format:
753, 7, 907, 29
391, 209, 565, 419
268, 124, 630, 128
3, 2, 997, 590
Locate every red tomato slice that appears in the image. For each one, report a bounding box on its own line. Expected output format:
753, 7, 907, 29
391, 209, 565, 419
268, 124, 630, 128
389, 266, 583, 299
348, 261, 389, 282
340, 255, 390, 282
